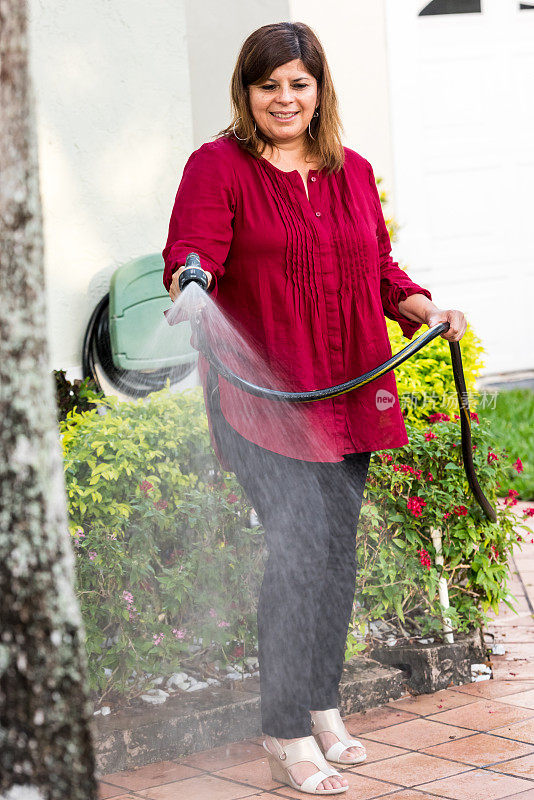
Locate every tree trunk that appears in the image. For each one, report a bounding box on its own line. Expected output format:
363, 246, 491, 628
0, 2, 97, 797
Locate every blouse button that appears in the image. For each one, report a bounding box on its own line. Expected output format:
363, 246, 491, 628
310, 176, 317, 182
315, 211, 321, 217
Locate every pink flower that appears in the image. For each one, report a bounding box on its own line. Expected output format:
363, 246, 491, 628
523, 507, 534, 518
172, 628, 186, 639
73, 527, 86, 546
443, 511, 452, 520
153, 633, 164, 646
407, 496, 427, 517
123, 590, 138, 620
227, 493, 239, 503
209, 608, 217, 618
453, 505, 468, 516
424, 430, 437, 441
513, 458, 524, 473
139, 480, 153, 495
154, 499, 168, 510
427, 472, 434, 482
88, 551, 97, 560
217, 620, 230, 628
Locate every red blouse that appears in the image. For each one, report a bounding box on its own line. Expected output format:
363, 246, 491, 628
162, 135, 432, 466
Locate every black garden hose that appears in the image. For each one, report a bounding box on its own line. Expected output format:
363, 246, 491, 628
82, 293, 196, 397
192, 313, 497, 522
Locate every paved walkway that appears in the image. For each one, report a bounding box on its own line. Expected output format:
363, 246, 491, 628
98, 501, 534, 800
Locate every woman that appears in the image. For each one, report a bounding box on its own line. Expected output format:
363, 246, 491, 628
163, 21, 467, 796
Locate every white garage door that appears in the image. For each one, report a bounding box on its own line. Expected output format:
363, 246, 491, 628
385, 0, 534, 375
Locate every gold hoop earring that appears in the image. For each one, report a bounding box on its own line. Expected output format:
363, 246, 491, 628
308, 108, 319, 140
233, 118, 257, 142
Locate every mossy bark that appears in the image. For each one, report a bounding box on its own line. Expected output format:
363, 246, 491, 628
0, 2, 97, 797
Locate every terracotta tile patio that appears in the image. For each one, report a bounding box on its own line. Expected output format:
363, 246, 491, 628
98, 502, 534, 799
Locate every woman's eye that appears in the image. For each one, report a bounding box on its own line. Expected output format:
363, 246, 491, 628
260, 83, 309, 90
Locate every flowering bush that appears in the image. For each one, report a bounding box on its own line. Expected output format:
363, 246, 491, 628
61, 383, 531, 701
62, 386, 263, 701
345, 410, 532, 658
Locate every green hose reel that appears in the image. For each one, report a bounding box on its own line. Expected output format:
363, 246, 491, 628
82, 253, 196, 396
109, 253, 195, 370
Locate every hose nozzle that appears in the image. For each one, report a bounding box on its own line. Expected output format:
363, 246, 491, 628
178, 253, 209, 292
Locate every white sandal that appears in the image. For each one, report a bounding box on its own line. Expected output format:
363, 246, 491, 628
263, 734, 348, 795
311, 708, 367, 765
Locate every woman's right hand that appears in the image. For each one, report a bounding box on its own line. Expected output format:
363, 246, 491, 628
168, 265, 213, 302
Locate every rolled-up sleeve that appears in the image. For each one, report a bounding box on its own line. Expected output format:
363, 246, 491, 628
162, 143, 236, 298
367, 161, 432, 340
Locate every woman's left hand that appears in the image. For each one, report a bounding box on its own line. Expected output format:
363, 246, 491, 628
426, 309, 467, 342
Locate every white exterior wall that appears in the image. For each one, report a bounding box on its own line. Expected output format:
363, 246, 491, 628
29, 0, 193, 372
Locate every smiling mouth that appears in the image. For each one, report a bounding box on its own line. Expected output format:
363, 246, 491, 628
269, 111, 300, 119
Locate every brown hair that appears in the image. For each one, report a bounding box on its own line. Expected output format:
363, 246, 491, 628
217, 22, 345, 173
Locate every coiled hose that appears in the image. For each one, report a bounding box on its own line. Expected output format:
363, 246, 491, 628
82, 293, 196, 397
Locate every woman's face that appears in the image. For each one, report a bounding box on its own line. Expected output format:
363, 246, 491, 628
248, 59, 319, 147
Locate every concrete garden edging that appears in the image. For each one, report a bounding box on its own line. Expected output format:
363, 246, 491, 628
94, 657, 405, 774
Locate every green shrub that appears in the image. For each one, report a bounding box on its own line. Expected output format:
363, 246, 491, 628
61, 385, 533, 703
345, 411, 532, 659
61, 386, 263, 700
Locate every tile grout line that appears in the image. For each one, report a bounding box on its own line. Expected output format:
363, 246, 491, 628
511, 553, 534, 615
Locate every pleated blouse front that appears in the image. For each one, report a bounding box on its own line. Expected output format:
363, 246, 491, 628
162, 135, 433, 465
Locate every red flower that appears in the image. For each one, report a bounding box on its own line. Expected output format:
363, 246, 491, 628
505, 489, 520, 507
154, 499, 168, 510
407, 496, 427, 517
453, 505, 468, 516
418, 548, 431, 569
487, 451, 499, 464
454, 414, 460, 420
490, 544, 499, 561
139, 480, 154, 494
470, 412, 479, 423
523, 507, 534, 518
443, 511, 451, 520
513, 458, 524, 473
427, 472, 434, 482
227, 493, 239, 504
232, 644, 244, 658
424, 430, 437, 441
429, 412, 450, 423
